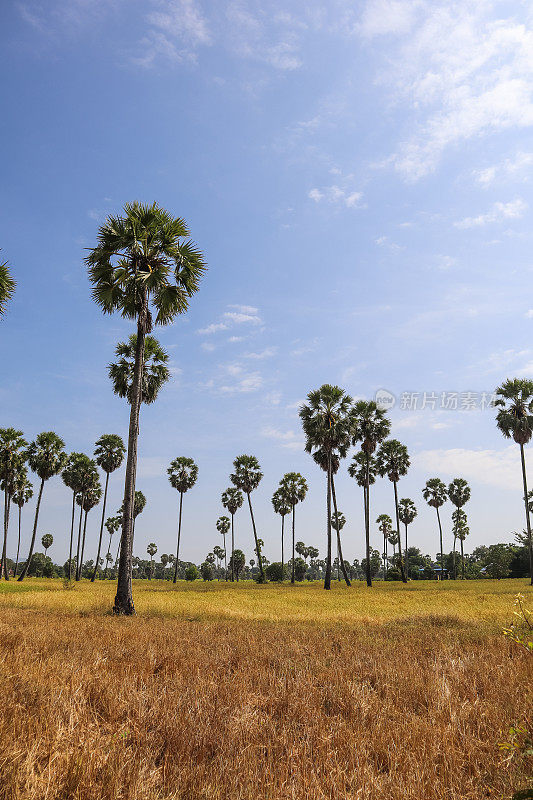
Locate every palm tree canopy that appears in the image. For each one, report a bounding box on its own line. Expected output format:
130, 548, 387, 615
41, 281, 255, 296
0, 428, 27, 484
133, 491, 146, 517
94, 434, 126, 474
422, 478, 448, 508
398, 498, 417, 526
0, 256, 16, 319
86, 201, 206, 330
312, 447, 340, 475
494, 378, 533, 445
41, 534, 53, 550
221, 487, 244, 516
147, 543, 157, 557
105, 515, 121, 535
230, 455, 263, 494
279, 472, 308, 507
388, 530, 399, 546
109, 334, 170, 405
26, 432, 66, 481
76, 480, 102, 512
300, 385, 354, 458
452, 508, 467, 526
331, 510, 346, 531
375, 439, 410, 483
216, 515, 230, 535
11, 468, 33, 508
271, 488, 291, 517
376, 513, 392, 533
448, 478, 471, 509
168, 456, 198, 494
347, 451, 377, 487
351, 400, 391, 456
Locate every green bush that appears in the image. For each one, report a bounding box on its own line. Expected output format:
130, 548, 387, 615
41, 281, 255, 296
185, 565, 199, 581
265, 562, 286, 582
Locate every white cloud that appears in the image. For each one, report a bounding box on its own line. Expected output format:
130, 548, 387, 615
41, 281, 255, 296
220, 372, 264, 393
223, 311, 262, 324
228, 336, 245, 343
358, 0, 419, 38
473, 151, 533, 187
414, 445, 520, 491
261, 426, 304, 450
134, 0, 211, 67
228, 304, 258, 314
525, 310, 533, 319
197, 322, 228, 335
201, 342, 216, 352
225, 2, 303, 71
455, 198, 527, 229
244, 347, 276, 359
308, 185, 364, 209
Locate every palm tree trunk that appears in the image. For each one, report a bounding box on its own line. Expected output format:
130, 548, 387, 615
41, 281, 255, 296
461, 538, 465, 579
18, 478, 45, 582
383, 531, 387, 579
392, 481, 407, 583
2, 487, 11, 580
404, 522, 409, 577
75, 497, 84, 580
519, 443, 533, 585
436, 506, 444, 580
149, 555, 152, 579
104, 534, 113, 579
67, 491, 76, 582
452, 533, 457, 580
324, 453, 332, 590
173, 491, 183, 583
281, 515, 284, 579
291, 505, 295, 584
364, 457, 371, 587
247, 492, 265, 582
114, 308, 147, 615
91, 471, 110, 582
14, 505, 22, 577
230, 514, 235, 582
223, 530, 228, 581
78, 510, 89, 580
331, 474, 351, 586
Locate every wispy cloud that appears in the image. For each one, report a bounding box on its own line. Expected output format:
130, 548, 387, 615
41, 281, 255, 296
133, 0, 212, 67
454, 198, 527, 229
223, 311, 261, 324
197, 322, 229, 335
473, 151, 533, 187
308, 185, 364, 209
197, 305, 262, 334
261, 426, 304, 450
414, 445, 519, 491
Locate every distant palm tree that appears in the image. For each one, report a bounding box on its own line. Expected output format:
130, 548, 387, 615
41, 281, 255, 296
76, 480, 102, 580
376, 513, 392, 577
231, 455, 265, 582
221, 488, 243, 582
330, 511, 346, 581
87, 201, 206, 615
108, 335, 170, 405
278, 472, 308, 584
11, 469, 32, 577
375, 439, 409, 582
104, 515, 121, 579
160, 553, 169, 579
0, 254, 16, 319
73, 459, 100, 581
41, 534, 53, 556
352, 401, 390, 587
0, 428, 27, 580
452, 508, 469, 579
213, 544, 224, 580
422, 478, 448, 579
348, 450, 377, 572
271, 488, 291, 579
448, 478, 471, 579
300, 385, 354, 590
18, 432, 66, 582
398, 498, 417, 576
388, 530, 399, 557
216, 515, 230, 580
91, 434, 125, 582
168, 457, 198, 583
147, 542, 157, 579
62, 453, 94, 581
494, 378, 533, 585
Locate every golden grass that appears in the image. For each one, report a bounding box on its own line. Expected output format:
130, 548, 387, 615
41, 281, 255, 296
0, 579, 531, 799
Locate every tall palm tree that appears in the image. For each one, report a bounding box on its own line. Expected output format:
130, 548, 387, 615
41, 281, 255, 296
422, 478, 448, 580
376, 513, 392, 578
230, 455, 265, 582
0, 254, 16, 319
104, 515, 121, 579
448, 478, 471, 579
271, 488, 291, 579
11, 469, 32, 577
216, 515, 230, 580
62, 454, 96, 582
91, 434, 125, 581
41, 534, 53, 556
352, 401, 391, 587
278, 472, 308, 584
221, 488, 243, 582
375, 439, 409, 583
494, 378, 533, 585
0, 428, 27, 580
388, 530, 399, 557
300, 385, 355, 590
73, 459, 100, 582
312, 449, 351, 587
87, 201, 206, 615
452, 508, 469, 579
108, 335, 170, 405
330, 511, 346, 581
76, 480, 102, 580
398, 498, 417, 576
212, 545, 224, 580
18, 432, 66, 581
147, 543, 157, 579
168, 457, 198, 583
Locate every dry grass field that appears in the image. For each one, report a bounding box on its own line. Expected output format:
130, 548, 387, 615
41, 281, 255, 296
0, 579, 531, 800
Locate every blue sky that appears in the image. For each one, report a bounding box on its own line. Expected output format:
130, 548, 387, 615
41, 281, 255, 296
1, 0, 533, 567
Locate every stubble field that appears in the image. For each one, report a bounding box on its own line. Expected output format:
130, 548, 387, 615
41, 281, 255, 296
0, 578, 531, 800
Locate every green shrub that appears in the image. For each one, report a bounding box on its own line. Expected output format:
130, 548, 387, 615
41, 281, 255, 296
185, 565, 199, 582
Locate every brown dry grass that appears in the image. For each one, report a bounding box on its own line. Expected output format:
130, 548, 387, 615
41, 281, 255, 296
0, 581, 531, 799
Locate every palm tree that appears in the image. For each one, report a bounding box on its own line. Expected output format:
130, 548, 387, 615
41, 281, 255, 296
216, 515, 231, 580
91, 434, 125, 582
448, 478, 471, 579
300, 385, 355, 590
271, 488, 291, 579
221, 488, 243, 582
160, 553, 169, 579
330, 511, 346, 581
147, 542, 157, 579
212, 545, 224, 580
104, 516, 121, 579
452, 508, 469, 579
73, 459, 100, 581
352, 401, 391, 587
422, 478, 448, 580
388, 530, 399, 557
18, 432, 66, 581
398, 498, 417, 576
314, 450, 351, 587
41, 534, 53, 556
0, 428, 27, 580
76, 480, 102, 580
62, 453, 94, 581
11, 469, 32, 577
168, 457, 198, 583
132, 490, 146, 535
375, 439, 409, 583
376, 513, 392, 578
0, 254, 16, 319
278, 472, 308, 584
87, 201, 206, 615
108, 335, 170, 405
494, 378, 533, 585
230, 455, 265, 582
